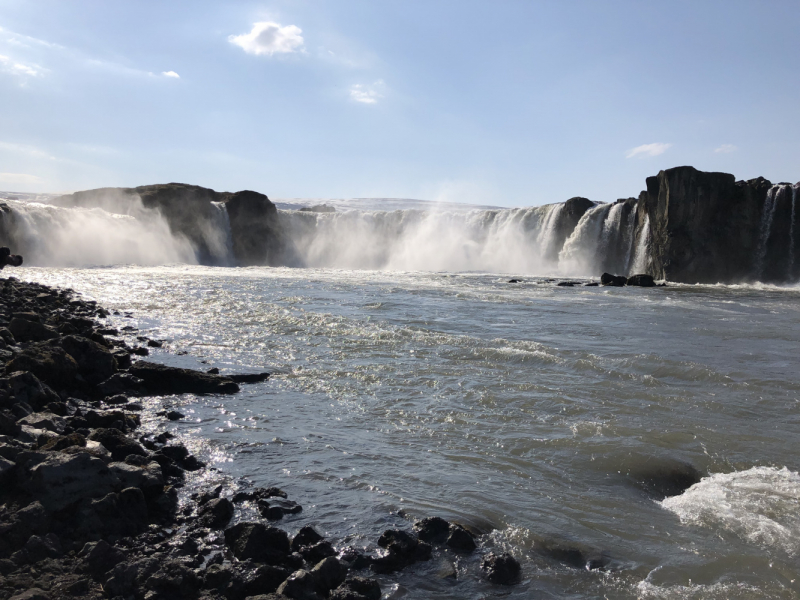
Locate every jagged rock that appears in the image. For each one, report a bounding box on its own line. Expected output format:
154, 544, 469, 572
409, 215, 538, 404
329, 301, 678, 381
6, 344, 78, 388
241, 564, 291, 596
96, 372, 144, 396
298, 541, 336, 564
481, 552, 521, 584
291, 526, 324, 552
22, 452, 121, 510
59, 335, 118, 384
109, 461, 164, 489
371, 529, 431, 573
7, 317, 58, 342
88, 428, 147, 461
39, 432, 86, 451
5, 371, 60, 411
24, 533, 63, 562
8, 588, 50, 600
259, 497, 303, 520
276, 569, 322, 600
17, 411, 66, 434
225, 522, 291, 565
0, 409, 22, 436
310, 557, 346, 595
329, 577, 381, 600
81, 539, 129, 577
414, 517, 450, 543
128, 361, 239, 395
445, 523, 476, 553
197, 497, 234, 528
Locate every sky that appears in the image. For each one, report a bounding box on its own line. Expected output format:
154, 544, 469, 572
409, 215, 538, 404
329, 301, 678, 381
0, 0, 798, 206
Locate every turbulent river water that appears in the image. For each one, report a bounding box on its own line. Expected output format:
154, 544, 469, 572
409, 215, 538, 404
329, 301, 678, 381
14, 265, 800, 599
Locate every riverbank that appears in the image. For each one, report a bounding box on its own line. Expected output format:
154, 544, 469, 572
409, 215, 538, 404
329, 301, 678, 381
0, 276, 516, 600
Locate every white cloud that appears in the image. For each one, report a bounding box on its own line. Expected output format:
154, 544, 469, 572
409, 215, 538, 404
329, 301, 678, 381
0, 173, 41, 184
229, 22, 304, 56
625, 142, 672, 159
0, 54, 42, 77
162, 71, 180, 78
350, 80, 386, 104
714, 144, 737, 154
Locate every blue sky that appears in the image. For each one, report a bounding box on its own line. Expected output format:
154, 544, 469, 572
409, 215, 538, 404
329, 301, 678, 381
1, 0, 798, 206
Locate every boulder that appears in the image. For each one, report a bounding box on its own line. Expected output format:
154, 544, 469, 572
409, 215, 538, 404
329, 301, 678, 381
60, 335, 118, 384
17, 412, 66, 434
600, 273, 627, 287
109, 461, 164, 489
7, 318, 58, 343
311, 557, 346, 595
128, 361, 239, 395
22, 452, 121, 510
629, 459, 703, 499
329, 577, 381, 600
6, 344, 78, 388
88, 428, 147, 461
276, 569, 322, 600
445, 523, 476, 553
535, 539, 608, 570
291, 526, 324, 551
627, 273, 656, 287
96, 373, 144, 396
197, 497, 234, 528
371, 529, 431, 574
481, 552, 521, 584
414, 517, 450, 543
224, 522, 291, 565
81, 539, 129, 577
5, 371, 60, 410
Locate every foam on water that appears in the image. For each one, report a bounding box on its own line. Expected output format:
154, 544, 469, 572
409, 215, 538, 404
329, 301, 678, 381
661, 467, 800, 555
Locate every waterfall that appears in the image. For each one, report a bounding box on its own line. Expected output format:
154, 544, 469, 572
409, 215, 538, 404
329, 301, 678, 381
209, 202, 235, 266
629, 214, 650, 275
558, 204, 612, 275
3, 199, 197, 267
754, 186, 779, 280
621, 208, 638, 274
537, 203, 565, 259
789, 186, 798, 280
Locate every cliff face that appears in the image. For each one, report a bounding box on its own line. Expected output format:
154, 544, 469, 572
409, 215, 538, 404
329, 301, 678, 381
637, 166, 798, 283
53, 184, 285, 267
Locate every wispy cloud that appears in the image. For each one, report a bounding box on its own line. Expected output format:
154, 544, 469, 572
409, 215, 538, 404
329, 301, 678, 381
162, 70, 180, 79
625, 142, 672, 159
350, 80, 386, 104
229, 22, 304, 56
714, 144, 737, 154
0, 173, 41, 184
0, 54, 43, 77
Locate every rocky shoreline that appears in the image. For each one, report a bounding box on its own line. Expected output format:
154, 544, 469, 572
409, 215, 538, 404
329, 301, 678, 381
0, 277, 522, 600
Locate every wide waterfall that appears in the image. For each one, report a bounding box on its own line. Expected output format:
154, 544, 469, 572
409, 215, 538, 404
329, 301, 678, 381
279, 200, 644, 276
753, 183, 799, 282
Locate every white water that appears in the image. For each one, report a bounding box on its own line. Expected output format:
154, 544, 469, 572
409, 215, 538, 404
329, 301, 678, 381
789, 186, 797, 279
1, 199, 196, 266
558, 203, 612, 274
754, 186, 780, 279
630, 213, 651, 274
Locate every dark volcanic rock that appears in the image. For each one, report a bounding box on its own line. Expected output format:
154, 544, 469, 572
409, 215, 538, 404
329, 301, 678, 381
128, 361, 239, 395
627, 273, 655, 287
445, 523, 476, 553
481, 552, 521, 584
629, 459, 703, 499
414, 517, 450, 543
224, 190, 288, 266
292, 526, 324, 551
6, 344, 78, 388
372, 529, 431, 574
224, 522, 291, 565
8, 317, 58, 343
87, 428, 147, 461
600, 273, 627, 287
59, 335, 118, 384
330, 576, 381, 600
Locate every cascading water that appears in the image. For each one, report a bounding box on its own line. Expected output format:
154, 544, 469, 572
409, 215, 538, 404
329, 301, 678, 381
208, 202, 236, 266
1, 199, 197, 267
754, 186, 780, 279
558, 204, 612, 275
629, 214, 650, 275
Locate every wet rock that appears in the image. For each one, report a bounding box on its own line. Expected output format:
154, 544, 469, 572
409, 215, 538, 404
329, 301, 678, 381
329, 576, 382, 600
627, 273, 656, 287
259, 498, 303, 520
241, 564, 291, 596
104, 393, 128, 405
291, 526, 324, 552
96, 372, 144, 396
87, 427, 147, 461
111, 348, 132, 369
372, 529, 431, 574
535, 540, 608, 570
60, 335, 118, 384
584, 282, 600, 286
197, 497, 234, 528
225, 522, 291, 565
229, 372, 271, 384
557, 281, 576, 286
6, 344, 78, 388
233, 486, 288, 503
109, 461, 164, 489
413, 516, 450, 543
8, 317, 58, 342
630, 459, 703, 499
299, 541, 336, 564
481, 552, 521, 585
600, 273, 627, 287
129, 361, 240, 395
445, 523, 476, 553
507, 279, 522, 283
161, 409, 185, 420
